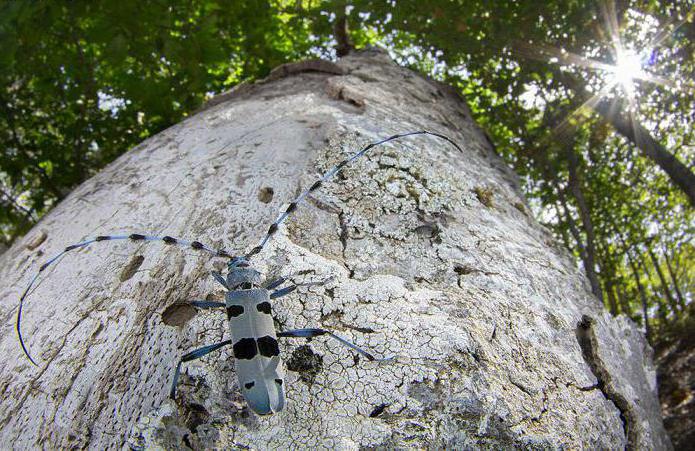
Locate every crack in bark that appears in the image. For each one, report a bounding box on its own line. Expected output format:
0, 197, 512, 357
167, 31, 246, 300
337, 211, 349, 255
576, 315, 636, 448
304, 196, 355, 277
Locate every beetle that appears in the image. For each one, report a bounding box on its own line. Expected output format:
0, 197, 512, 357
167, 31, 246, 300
16, 130, 462, 415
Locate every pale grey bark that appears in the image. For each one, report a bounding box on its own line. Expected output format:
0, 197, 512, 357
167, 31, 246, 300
0, 49, 671, 449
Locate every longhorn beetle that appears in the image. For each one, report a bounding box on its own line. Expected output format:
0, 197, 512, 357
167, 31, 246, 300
17, 130, 462, 415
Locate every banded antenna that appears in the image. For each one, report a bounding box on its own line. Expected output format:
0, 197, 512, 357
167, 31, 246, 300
243, 130, 462, 260
16, 129, 462, 365
17, 234, 233, 365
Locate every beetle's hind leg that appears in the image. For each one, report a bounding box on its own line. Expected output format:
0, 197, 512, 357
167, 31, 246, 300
170, 340, 233, 399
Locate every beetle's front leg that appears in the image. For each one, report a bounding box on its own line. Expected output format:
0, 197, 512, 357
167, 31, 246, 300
269, 276, 334, 299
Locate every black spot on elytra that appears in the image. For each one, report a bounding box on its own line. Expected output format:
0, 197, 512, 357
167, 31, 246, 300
227, 305, 244, 318
233, 338, 258, 360
247, 246, 262, 257
257, 336, 280, 357
244, 381, 255, 389
256, 302, 271, 314
120, 255, 144, 282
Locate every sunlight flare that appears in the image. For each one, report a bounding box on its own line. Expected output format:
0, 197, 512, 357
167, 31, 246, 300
610, 48, 643, 96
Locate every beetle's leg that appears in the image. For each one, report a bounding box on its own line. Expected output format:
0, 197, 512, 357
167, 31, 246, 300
278, 328, 392, 361
265, 276, 290, 290
170, 339, 232, 399
269, 277, 334, 299
263, 269, 315, 290
211, 271, 229, 289
188, 301, 226, 309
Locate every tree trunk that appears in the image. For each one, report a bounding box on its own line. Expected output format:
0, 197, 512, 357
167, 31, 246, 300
605, 277, 619, 316
627, 252, 653, 343
647, 245, 679, 315
0, 50, 671, 450
593, 98, 695, 207
663, 247, 686, 312
566, 145, 603, 303
617, 285, 634, 317
550, 175, 603, 303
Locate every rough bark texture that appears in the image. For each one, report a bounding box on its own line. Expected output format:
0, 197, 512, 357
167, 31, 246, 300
0, 49, 671, 449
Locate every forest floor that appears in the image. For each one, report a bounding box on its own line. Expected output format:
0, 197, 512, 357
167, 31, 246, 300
655, 309, 695, 451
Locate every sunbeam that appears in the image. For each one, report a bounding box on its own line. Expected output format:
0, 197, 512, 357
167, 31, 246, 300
512, 0, 690, 144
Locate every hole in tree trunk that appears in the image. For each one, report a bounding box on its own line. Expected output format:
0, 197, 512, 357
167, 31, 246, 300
162, 303, 197, 327
258, 187, 274, 203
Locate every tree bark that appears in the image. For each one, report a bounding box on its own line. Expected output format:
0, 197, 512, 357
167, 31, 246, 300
0, 50, 671, 450
593, 98, 695, 207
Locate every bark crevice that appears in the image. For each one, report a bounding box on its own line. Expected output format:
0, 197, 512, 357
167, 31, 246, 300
576, 315, 635, 448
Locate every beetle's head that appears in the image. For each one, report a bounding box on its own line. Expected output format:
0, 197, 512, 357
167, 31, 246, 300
229, 256, 250, 269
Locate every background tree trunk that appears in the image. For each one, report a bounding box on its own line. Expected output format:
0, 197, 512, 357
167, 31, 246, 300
593, 98, 695, 207
0, 50, 671, 449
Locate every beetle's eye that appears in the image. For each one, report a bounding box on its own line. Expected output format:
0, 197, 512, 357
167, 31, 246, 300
244, 381, 255, 389
275, 379, 283, 386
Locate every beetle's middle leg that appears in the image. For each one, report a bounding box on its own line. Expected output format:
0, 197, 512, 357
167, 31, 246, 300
278, 328, 391, 361
170, 339, 233, 399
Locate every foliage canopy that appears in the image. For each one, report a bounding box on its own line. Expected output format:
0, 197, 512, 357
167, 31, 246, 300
0, 0, 692, 341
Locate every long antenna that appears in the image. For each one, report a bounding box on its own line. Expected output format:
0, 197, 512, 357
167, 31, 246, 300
17, 234, 231, 365
244, 130, 462, 260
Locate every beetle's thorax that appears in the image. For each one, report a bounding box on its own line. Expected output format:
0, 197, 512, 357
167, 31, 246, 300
226, 266, 262, 289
